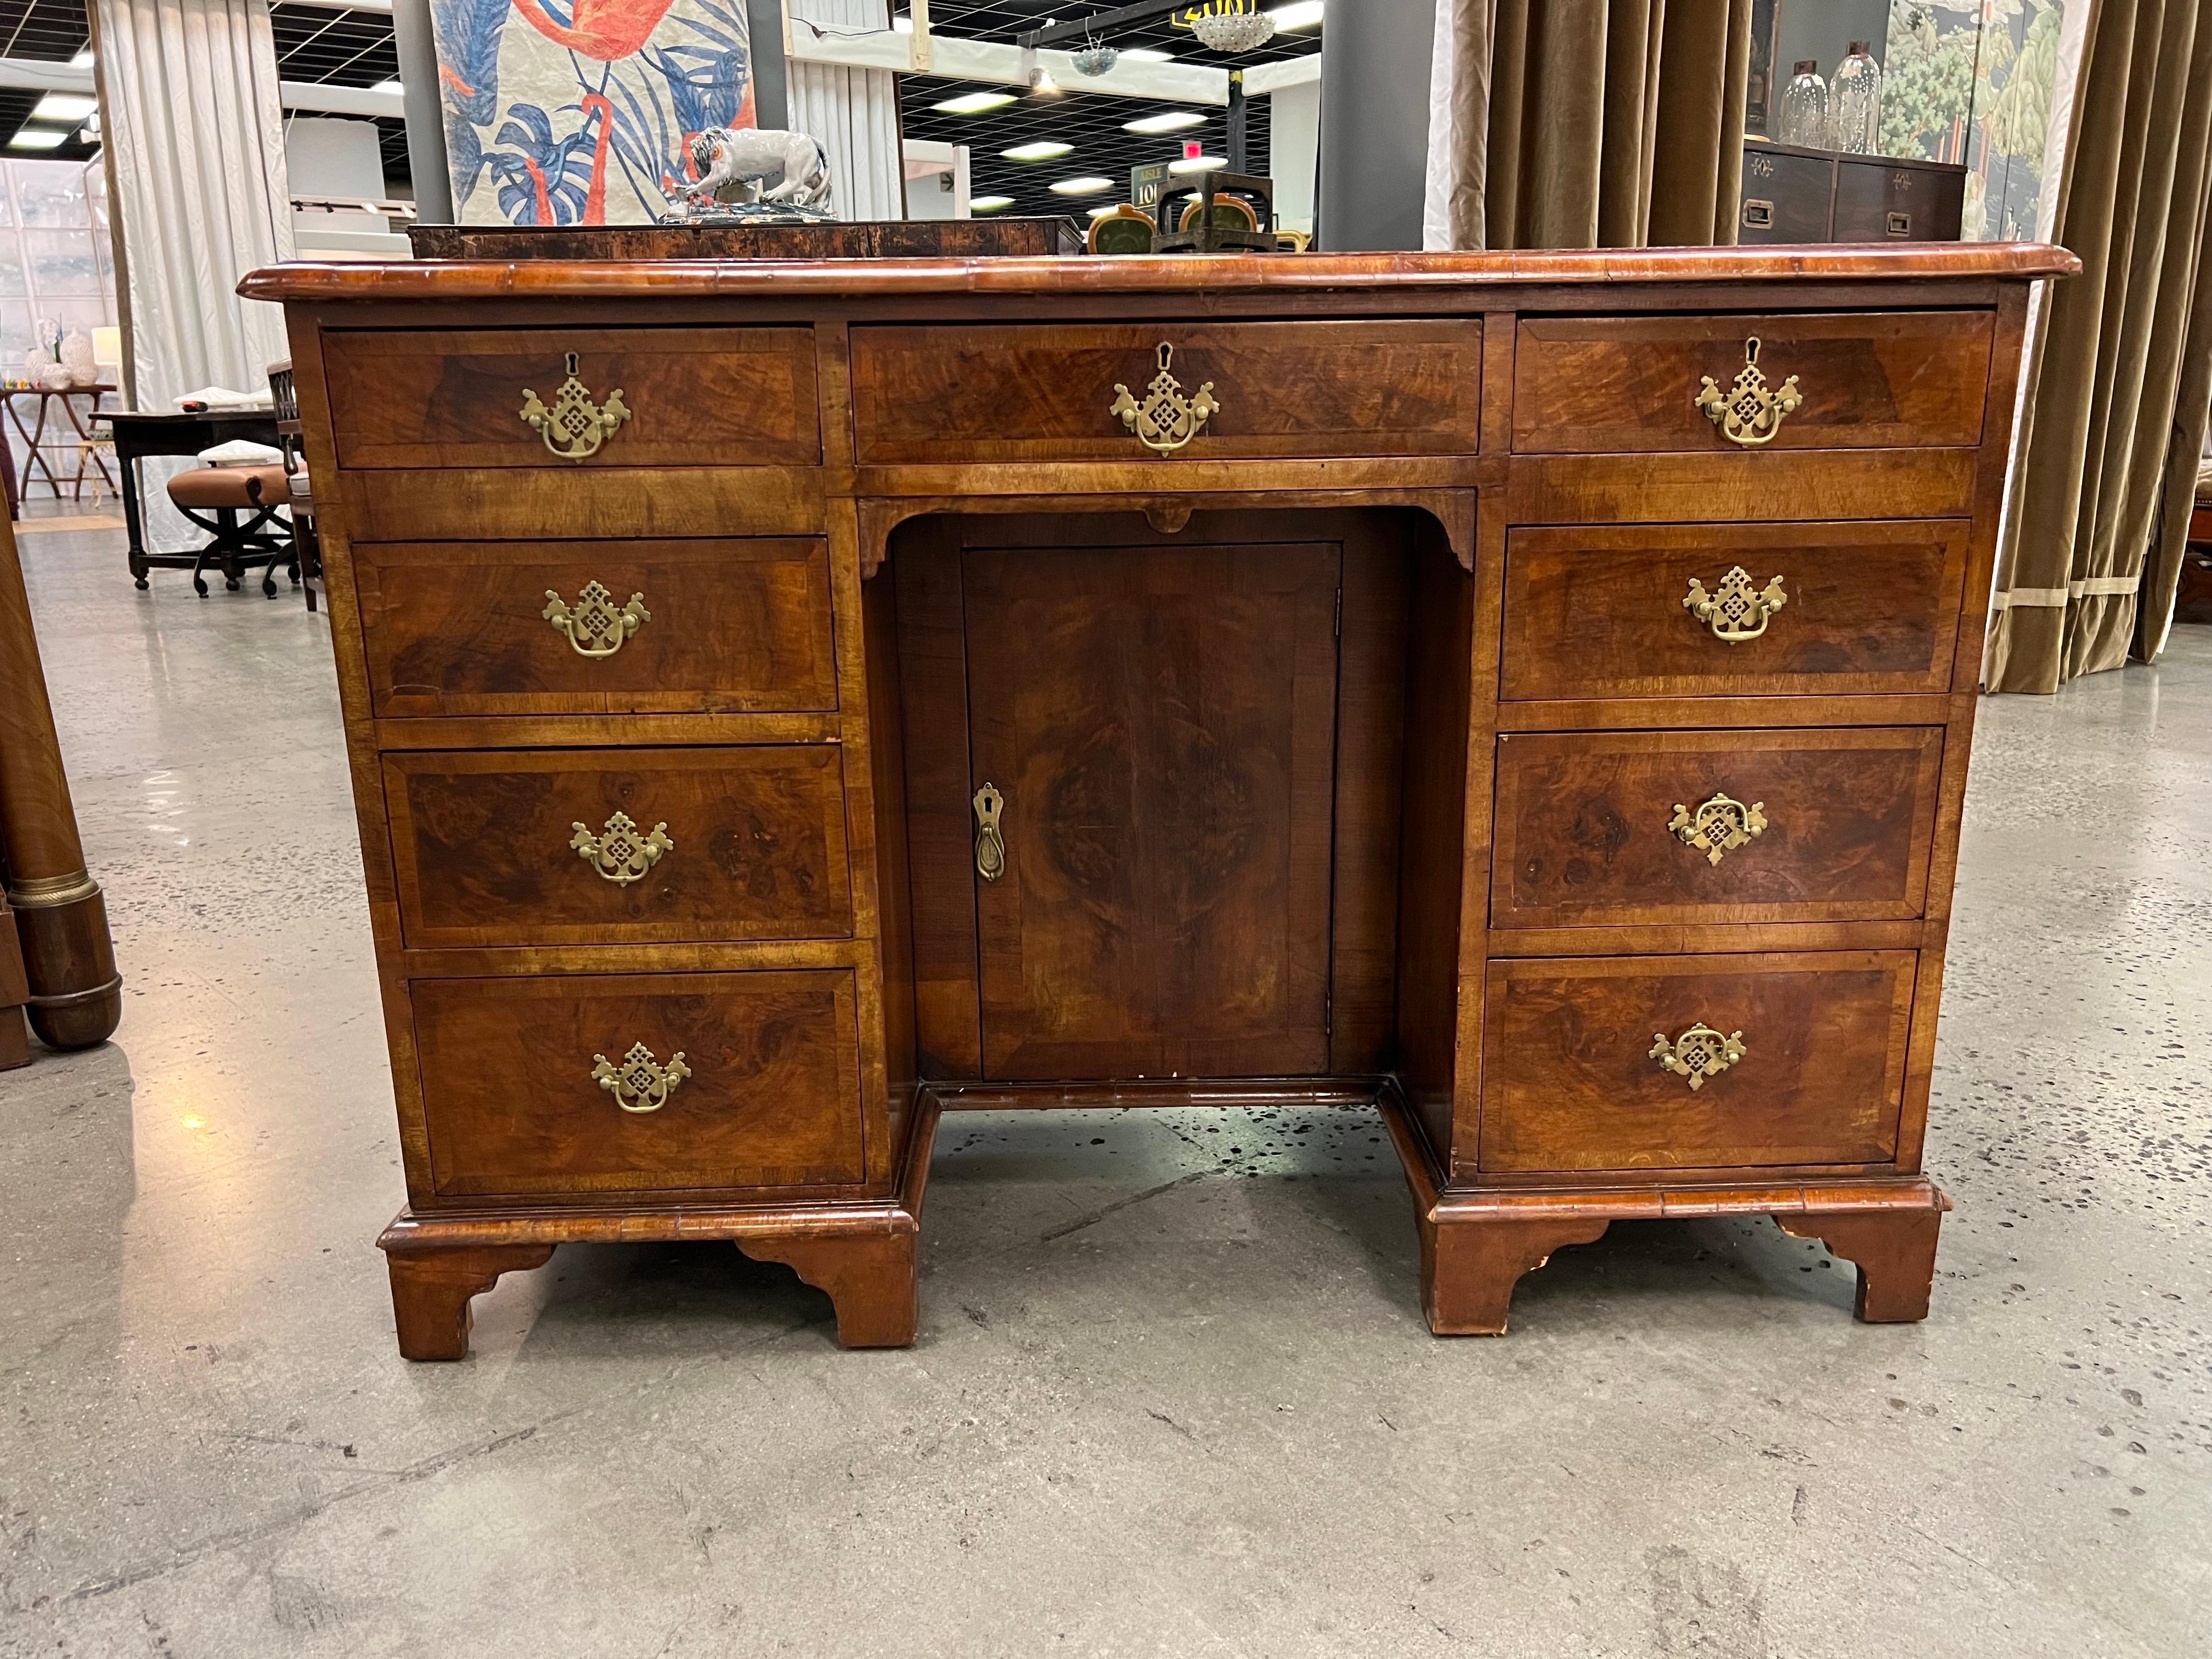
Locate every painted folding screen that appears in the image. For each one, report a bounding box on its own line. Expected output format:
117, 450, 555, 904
431, 0, 757, 225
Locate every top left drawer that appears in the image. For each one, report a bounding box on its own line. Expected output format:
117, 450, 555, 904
323, 328, 821, 470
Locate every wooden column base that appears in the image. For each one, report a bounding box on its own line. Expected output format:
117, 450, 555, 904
374, 1097, 939, 1360
1379, 1085, 1951, 1336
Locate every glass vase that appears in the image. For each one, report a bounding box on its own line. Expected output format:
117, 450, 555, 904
1833, 42, 1881, 155
1777, 60, 1831, 150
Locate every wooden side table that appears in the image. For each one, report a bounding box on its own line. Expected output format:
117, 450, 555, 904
3, 385, 117, 501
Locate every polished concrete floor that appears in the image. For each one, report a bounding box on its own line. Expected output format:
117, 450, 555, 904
2, 507, 2208, 1658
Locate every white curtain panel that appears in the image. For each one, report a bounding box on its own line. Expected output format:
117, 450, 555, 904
786, 0, 905, 221
94, 0, 295, 549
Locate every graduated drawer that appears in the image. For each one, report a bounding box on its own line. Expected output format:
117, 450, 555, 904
1491, 727, 1943, 929
1502, 520, 1970, 699
356, 538, 836, 718
385, 746, 854, 949
1479, 951, 1916, 1173
1511, 311, 1993, 452
850, 320, 1483, 464
323, 327, 820, 469
413, 970, 864, 1197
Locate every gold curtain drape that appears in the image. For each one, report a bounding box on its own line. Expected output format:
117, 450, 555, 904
1986, 0, 2212, 692
1431, 0, 1753, 250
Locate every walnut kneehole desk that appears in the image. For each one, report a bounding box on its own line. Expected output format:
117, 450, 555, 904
242, 244, 2076, 1359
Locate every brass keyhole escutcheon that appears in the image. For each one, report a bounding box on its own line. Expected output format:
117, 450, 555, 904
1649, 1024, 1746, 1091
1693, 335, 1803, 447
591, 1042, 691, 1113
1668, 793, 1768, 866
519, 351, 632, 461
972, 782, 1006, 882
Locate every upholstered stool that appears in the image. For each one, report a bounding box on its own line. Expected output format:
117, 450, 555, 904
165, 453, 298, 597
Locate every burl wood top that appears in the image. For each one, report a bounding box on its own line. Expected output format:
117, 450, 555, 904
242, 243, 2078, 303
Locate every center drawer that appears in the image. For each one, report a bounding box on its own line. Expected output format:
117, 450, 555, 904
356, 538, 837, 718
385, 746, 854, 949
1479, 951, 1916, 1173
850, 320, 1484, 464
1491, 727, 1944, 929
412, 970, 865, 1197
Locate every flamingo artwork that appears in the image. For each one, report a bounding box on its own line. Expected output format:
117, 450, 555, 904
508, 0, 679, 61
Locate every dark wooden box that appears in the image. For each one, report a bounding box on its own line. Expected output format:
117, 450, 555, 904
1738, 143, 1836, 243
405, 218, 1087, 261
1739, 141, 1966, 243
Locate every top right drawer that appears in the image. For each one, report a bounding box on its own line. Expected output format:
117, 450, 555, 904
1512, 312, 1994, 453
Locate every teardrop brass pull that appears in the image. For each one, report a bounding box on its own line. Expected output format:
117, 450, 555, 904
1649, 1024, 1746, 1091
592, 1042, 690, 1113
1693, 335, 1802, 447
571, 811, 673, 884
1668, 793, 1767, 865
518, 351, 631, 461
1684, 566, 1787, 643
972, 782, 1006, 882
544, 580, 651, 657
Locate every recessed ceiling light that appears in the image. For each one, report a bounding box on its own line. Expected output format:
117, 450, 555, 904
371, 79, 404, 95
933, 90, 1018, 115
969, 195, 1015, 212
8, 129, 67, 150
70, 49, 94, 67
1121, 48, 1173, 62
1123, 110, 1204, 135
1048, 176, 1115, 195
1268, 1, 1324, 29
1001, 140, 1073, 161
1168, 155, 1226, 174
32, 94, 95, 123
1086, 204, 1124, 218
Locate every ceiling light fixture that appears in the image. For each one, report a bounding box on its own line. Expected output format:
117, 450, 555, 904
932, 90, 1018, 115
1048, 175, 1115, 195
8, 129, 68, 150
1268, 1, 1324, 30
1123, 110, 1204, 135
1168, 154, 1227, 174
1001, 140, 1074, 161
371, 79, 404, 95
1121, 47, 1173, 61
31, 94, 96, 123
1086, 204, 1123, 218
969, 195, 1015, 212
70, 49, 94, 67
1188, 1, 1274, 52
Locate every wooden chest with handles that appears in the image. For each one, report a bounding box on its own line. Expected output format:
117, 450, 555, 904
244, 242, 2075, 1357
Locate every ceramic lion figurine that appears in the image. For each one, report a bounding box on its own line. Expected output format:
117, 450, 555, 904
666, 127, 834, 215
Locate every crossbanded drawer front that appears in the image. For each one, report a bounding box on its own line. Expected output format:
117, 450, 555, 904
1502, 520, 1970, 700
356, 539, 836, 718
413, 970, 865, 1197
1479, 951, 1916, 1173
1511, 311, 1993, 452
385, 746, 854, 949
323, 327, 820, 469
1490, 727, 1943, 929
850, 319, 1484, 464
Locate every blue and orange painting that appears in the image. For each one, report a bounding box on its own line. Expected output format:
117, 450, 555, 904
432, 0, 757, 224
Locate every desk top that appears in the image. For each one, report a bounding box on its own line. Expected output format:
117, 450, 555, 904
95, 408, 275, 425
242, 242, 2079, 304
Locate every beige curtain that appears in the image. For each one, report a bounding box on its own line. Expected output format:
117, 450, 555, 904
1426, 0, 1752, 250
1987, 0, 2212, 692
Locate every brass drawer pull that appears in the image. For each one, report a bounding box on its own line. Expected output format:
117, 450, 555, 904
519, 352, 631, 460
1668, 792, 1767, 865
571, 811, 673, 885
1649, 1023, 1746, 1091
1684, 565, 1787, 642
592, 1042, 690, 1113
972, 782, 1007, 882
1694, 335, 1802, 447
1110, 342, 1220, 454
544, 580, 651, 657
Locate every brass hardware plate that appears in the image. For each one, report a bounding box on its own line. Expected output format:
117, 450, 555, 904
519, 352, 631, 461
544, 579, 650, 657
1694, 335, 1802, 447
1742, 199, 1775, 230
571, 811, 673, 885
592, 1041, 690, 1113
1684, 565, 1787, 643
1668, 792, 1768, 865
972, 782, 1006, 883
1109, 342, 1220, 455
1649, 1023, 1746, 1091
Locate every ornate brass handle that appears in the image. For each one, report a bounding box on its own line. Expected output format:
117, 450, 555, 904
1668, 793, 1767, 866
1694, 335, 1802, 447
519, 352, 631, 461
972, 782, 1006, 883
592, 1042, 690, 1113
1109, 342, 1220, 454
1684, 566, 1787, 643
572, 811, 673, 885
1649, 1024, 1746, 1091
544, 580, 651, 657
